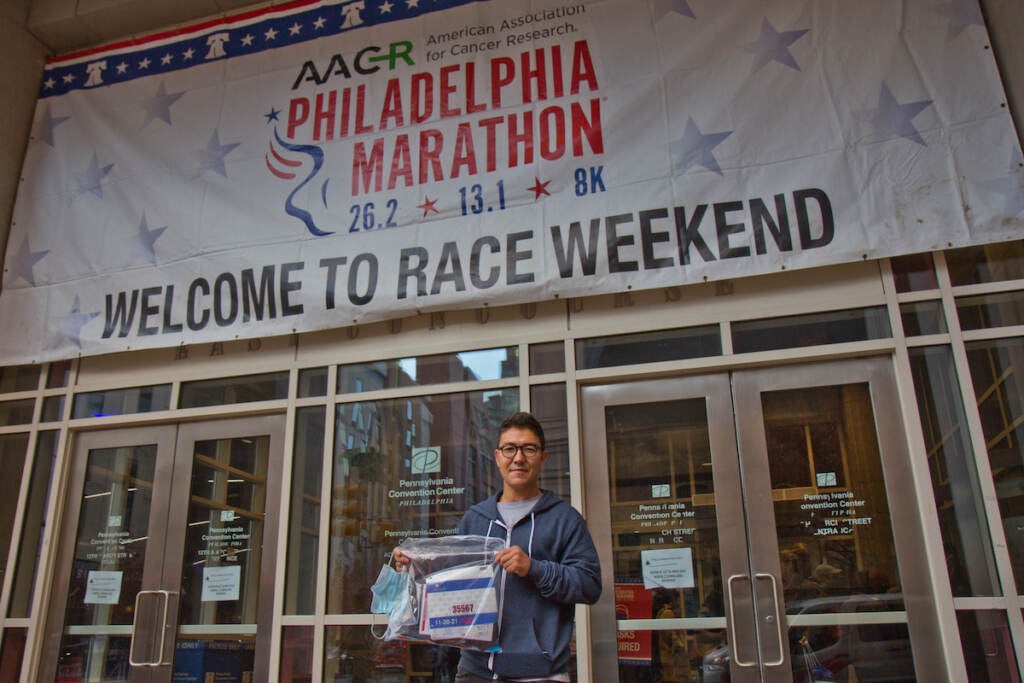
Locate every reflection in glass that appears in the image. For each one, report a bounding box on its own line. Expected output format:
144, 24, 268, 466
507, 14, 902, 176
172, 639, 254, 680
9, 431, 58, 618
47, 360, 71, 389
179, 372, 288, 408
72, 384, 171, 418
298, 367, 328, 397
732, 307, 891, 353
338, 346, 519, 393
530, 383, 571, 499
619, 627, 728, 683
56, 445, 157, 678
0, 365, 39, 393
0, 434, 28, 587
910, 346, 1000, 596
324, 625, 462, 682
0, 627, 25, 681
957, 610, 1022, 682
965, 337, 1024, 589
762, 385, 903, 608
179, 436, 268, 626
327, 388, 519, 614
575, 326, 720, 370
280, 626, 314, 682
0, 398, 34, 426
529, 341, 566, 375
891, 252, 938, 292
957, 291, 1024, 330
604, 399, 725, 678
41, 395, 65, 422
286, 407, 325, 615
946, 240, 1024, 286
900, 300, 947, 336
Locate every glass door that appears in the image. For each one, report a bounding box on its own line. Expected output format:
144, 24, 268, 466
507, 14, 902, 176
42, 416, 284, 683
582, 358, 944, 682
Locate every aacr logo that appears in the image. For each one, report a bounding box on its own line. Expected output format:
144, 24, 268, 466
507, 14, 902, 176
292, 41, 414, 89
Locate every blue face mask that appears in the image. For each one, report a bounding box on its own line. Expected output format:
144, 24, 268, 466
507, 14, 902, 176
370, 563, 415, 629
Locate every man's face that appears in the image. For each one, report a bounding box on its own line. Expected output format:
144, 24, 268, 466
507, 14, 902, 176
494, 426, 548, 491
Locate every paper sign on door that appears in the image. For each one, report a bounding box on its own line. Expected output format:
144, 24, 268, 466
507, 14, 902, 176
201, 565, 241, 602
84, 570, 123, 604
641, 548, 695, 590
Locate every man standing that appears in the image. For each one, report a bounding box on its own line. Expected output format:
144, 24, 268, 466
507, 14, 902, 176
453, 411, 602, 682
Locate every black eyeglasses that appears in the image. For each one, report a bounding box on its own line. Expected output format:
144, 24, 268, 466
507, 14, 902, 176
496, 443, 542, 459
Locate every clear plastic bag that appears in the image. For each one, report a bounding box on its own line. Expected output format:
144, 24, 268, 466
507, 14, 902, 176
371, 534, 505, 652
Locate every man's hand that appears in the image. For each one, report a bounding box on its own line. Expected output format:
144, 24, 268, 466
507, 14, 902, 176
393, 548, 411, 570
495, 546, 531, 577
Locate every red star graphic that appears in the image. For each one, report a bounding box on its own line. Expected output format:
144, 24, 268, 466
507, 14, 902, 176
528, 177, 551, 199
417, 195, 440, 217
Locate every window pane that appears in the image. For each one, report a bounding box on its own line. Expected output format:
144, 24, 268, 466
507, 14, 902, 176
179, 372, 287, 408
0, 435, 29, 580
338, 347, 518, 392
286, 407, 324, 615
324, 625, 462, 682
529, 384, 571, 499
72, 385, 171, 418
280, 626, 314, 683
900, 300, 947, 336
8, 430, 58, 617
529, 342, 565, 375
576, 326, 720, 370
732, 307, 891, 354
964, 337, 1024, 589
297, 367, 328, 398
957, 291, 1024, 330
0, 365, 39, 393
0, 398, 34, 426
0, 628, 26, 681
909, 346, 1000, 596
947, 240, 1024, 286
46, 360, 71, 389
891, 252, 938, 292
41, 396, 64, 422
958, 610, 1022, 682
327, 388, 518, 614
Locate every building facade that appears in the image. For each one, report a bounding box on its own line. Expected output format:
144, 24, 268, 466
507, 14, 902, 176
0, 1, 1023, 682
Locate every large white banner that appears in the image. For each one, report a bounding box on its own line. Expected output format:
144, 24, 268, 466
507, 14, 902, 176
2, 0, 1021, 364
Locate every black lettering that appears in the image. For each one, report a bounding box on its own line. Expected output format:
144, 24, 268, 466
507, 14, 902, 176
398, 247, 429, 299
320, 257, 348, 310
795, 188, 834, 249
281, 262, 304, 316
354, 46, 382, 75
673, 205, 716, 265
431, 242, 467, 294
714, 201, 750, 259
639, 208, 673, 270
348, 253, 378, 305
102, 290, 139, 339
187, 279, 210, 331
241, 265, 277, 322
138, 286, 162, 336
549, 219, 599, 277
470, 236, 501, 289
326, 54, 353, 79
751, 195, 793, 254
606, 213, 638, 273
213, 273, 238, 327
292, 61, 325, 89
507, 231, 535, 285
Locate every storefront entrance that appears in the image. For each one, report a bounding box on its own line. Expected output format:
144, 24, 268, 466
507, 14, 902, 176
41, 416, 285, 683
582, 358, 944, 682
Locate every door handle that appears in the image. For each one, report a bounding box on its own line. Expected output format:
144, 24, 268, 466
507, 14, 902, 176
726, 573, 757, 667
755, 573, 786, 666
129, 589, 176, 666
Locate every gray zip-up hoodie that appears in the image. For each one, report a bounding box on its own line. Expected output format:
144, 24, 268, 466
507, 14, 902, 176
457, 489, 602, 679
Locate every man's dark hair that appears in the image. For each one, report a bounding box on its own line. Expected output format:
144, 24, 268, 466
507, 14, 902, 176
498, 411, 546, 450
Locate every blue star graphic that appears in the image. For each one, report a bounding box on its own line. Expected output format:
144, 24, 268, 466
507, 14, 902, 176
869, 83, 933, 145
653, 0, 695, 20
143, 81, 185, 126
34, 105, 70, 147
671, 117, 732, 176
6, 237, 48, 287
745, 18, 809, 72
938, 0, 984, 40
265, 108, 281, 123
978, 149, 1024, 217
133, 214, 168, 265
74, 153, 114, 199
59, 296, 100, 348
195, 129, 241, 177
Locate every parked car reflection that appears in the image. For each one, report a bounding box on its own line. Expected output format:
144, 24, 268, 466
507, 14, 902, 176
699, 594, 915, 682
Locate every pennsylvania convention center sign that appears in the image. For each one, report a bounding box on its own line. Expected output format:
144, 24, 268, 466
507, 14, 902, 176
1, 0, 1022, 363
